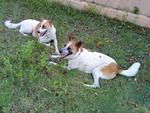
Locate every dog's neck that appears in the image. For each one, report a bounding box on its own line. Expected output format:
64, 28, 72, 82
67, 48, 83, 61
47, 25, 55, 33
45, 25, 56, 38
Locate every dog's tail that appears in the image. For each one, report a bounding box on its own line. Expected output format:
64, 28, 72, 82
119, 62, 141, 77
4, 20, 21, 29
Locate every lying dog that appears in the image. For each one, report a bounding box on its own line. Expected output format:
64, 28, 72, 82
50, 34, 141, 88
4, 18, 59, 54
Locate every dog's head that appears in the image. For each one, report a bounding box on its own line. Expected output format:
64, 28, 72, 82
37, 18, 53, 37
59, 33, 82, 59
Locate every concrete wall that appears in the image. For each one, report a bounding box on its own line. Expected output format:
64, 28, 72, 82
83, 0, 150, 17
51, 0, 150, 28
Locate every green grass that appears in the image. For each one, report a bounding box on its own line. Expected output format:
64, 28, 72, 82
0, 0, 150, 113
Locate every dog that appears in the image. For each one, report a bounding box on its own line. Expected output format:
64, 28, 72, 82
4, 18, 59, 54
50, 34, 141, 88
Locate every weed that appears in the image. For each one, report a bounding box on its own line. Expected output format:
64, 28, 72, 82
133, 6, 140, 14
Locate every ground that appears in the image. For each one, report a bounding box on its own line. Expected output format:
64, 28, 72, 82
0, 0, 150, 113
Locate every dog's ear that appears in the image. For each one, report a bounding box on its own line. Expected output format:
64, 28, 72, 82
48, 19, 53, 25
75, 40, 82, 49
68, 33, 75, 41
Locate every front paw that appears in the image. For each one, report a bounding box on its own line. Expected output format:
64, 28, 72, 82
44, 43, 50, 47
83, 84, 100, 88
51, 55, 61, 58
48, 61, 57, 65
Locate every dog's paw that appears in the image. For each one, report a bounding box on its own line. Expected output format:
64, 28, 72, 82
51, 55, 61, 58
23, 33, 28, 37
48, 61, 57, 65
44, 43, 50, 47
83, 84, 100, 88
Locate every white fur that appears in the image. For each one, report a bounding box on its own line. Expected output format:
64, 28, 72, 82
4, 19, 59, 54
5, 20, 21, 29
67, 49, 117, 73
51, 48, 141, 88
5, 19, 40, 35
119, 62, 141, 77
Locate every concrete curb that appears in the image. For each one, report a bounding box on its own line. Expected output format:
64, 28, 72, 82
49, 0, 150, 28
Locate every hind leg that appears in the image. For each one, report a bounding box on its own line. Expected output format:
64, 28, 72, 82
84, 68, 101, 88
19, 29, 28, 36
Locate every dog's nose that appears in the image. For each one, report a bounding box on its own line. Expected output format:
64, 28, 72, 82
59, 49, 62, 53
37, 31, 40, 33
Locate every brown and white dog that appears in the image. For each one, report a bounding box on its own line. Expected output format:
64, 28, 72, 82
4, 18, 59, 54
50, 34, 141, 88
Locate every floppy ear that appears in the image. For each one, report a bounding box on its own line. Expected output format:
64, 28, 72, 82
75, 41, 82, 48
48, 19, 53, 24
68, 33, 75, 41
48, 19, 53, 25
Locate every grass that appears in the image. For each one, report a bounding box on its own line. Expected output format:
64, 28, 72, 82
0, 0, 150, 113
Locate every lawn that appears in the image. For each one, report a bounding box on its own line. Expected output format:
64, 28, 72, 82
0, 0, 150, 113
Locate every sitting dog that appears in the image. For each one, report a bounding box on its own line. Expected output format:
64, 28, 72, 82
50, 34, 141, 88
4, 18, 59, 54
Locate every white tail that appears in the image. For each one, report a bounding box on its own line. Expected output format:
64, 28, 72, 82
4, 20, 21, 29
119, 62, 141, 77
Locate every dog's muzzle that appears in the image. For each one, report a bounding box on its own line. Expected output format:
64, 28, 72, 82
40, 30, 47, 37
59, 48, 73, 58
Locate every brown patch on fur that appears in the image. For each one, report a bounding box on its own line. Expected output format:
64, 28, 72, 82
34, 22, 41, 37
68, 40, 78, 55
67, 40, 82, 55
67, 33, 82, 55
42, 20, 52, 28
101, 63, 122, 79
75, 41, 82, 50
33, 20, 52, 37
68, 33, 75, 41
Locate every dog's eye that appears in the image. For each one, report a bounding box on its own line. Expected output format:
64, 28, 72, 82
42, 25, 45, 29
64, 44, 66, 47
